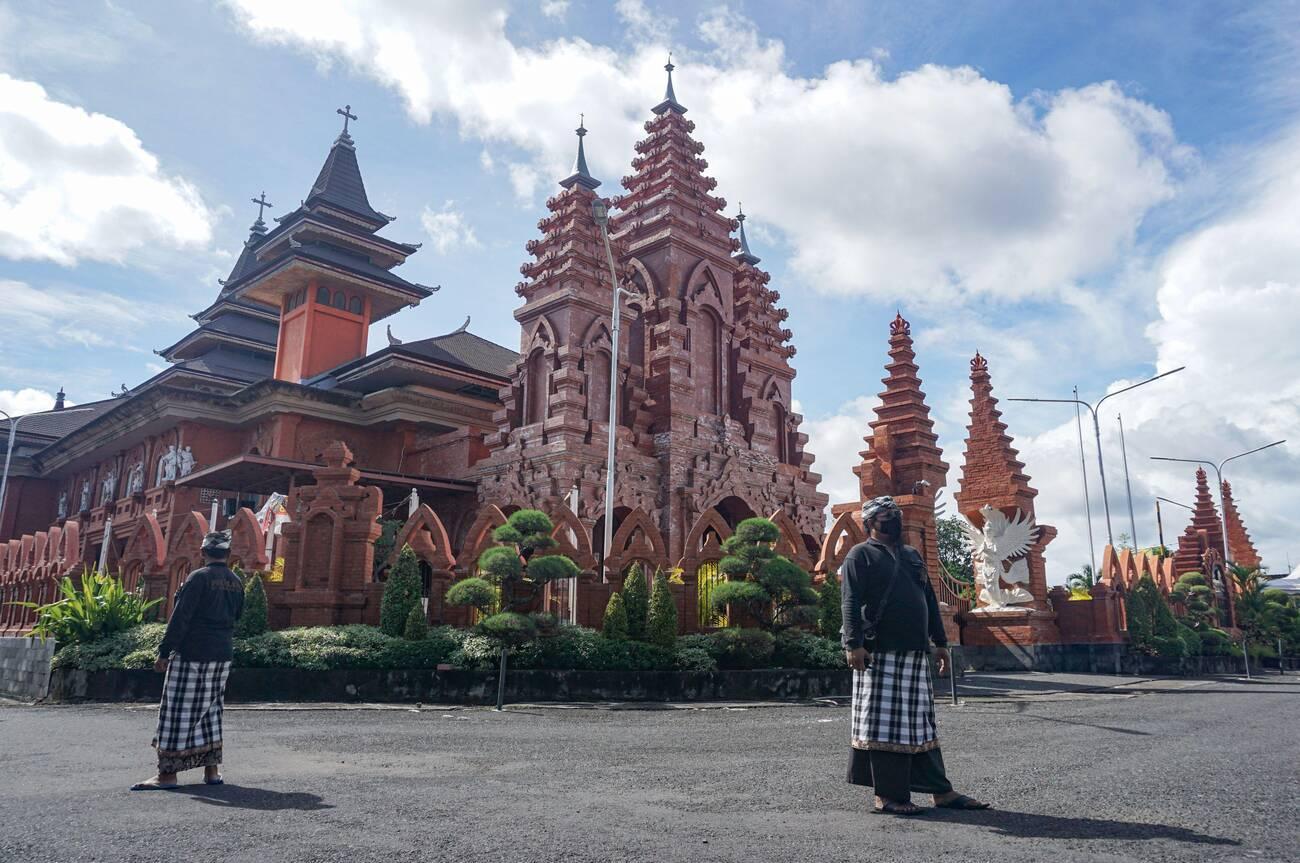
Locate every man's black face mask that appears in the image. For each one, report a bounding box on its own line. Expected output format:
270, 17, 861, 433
877, 516, 903, 540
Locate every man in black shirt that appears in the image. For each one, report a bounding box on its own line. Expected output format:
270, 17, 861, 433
132, 530, 244, 791
840, 496, 989, 816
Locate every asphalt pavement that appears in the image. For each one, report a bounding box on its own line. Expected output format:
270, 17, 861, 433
1, 673, 1296, 863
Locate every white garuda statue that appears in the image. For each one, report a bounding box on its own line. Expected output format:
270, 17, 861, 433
962, 504, 1037, 611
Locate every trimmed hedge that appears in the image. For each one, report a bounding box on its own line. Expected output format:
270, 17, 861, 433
51, 623, 848, 674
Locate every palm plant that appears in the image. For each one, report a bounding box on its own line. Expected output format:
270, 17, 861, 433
14, 568, 162, 646
1066, 564, 1096, 598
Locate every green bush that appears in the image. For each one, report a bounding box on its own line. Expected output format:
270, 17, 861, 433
773, 630, 844, 669
602, 592, 629, 640
511, 625, 675, 671
673, 644, 718, 672
19, 569, 162, 647
403, 604, 429, 641
477, 612, 537, 647
679, 628, 776, 669
622, 564, 649, 640
816, 574, 841, 640
646, 569, 678, 649
1199, 627, 1233, 656
1174, 623, 1200, 658
445, 577, 497, 615
380, 545, 422, 636
1171, 572, 1215, 631
1125, 574, 1184, 657
51, 622, 166, 671
234, 573, 269, 638
713, 518, 818, 632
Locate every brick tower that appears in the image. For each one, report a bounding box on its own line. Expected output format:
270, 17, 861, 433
477, 62, 826, 587
1220, 481, 1261, 569
954, 352, 1057, 613
1173, 468, 1227, 577
834, 313, 948, 582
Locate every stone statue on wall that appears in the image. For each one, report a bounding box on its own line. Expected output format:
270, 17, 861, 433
127, 462, 145, 495
158, 445, 178, 482
962, 504, 1036, 612
79, 480, 92, 512
57, 491, 68, 519
100, 470, 117, 506
178, 446, 196, 477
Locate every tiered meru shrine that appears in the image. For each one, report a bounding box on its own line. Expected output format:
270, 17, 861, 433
0, 67, 1265, 658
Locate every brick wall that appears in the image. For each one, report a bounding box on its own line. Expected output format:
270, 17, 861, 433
0, 636, 55, 700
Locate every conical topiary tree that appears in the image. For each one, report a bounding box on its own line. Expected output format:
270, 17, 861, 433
622, 563, 649, 640
646, 568, 678, 649
1171, 572, 1215, 630
403, 603, 429, 640
711, 518, 818, 633
234, 571, 268, 638
380, 545, 423, 636
602, 591, 629, 640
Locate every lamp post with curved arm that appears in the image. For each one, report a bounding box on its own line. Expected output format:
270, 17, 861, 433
1009, 367, 1185, 550
1150, 440, 1287, 564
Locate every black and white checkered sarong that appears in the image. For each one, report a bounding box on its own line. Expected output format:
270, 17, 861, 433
850, 650, 938, 754
153, 659, 231, 773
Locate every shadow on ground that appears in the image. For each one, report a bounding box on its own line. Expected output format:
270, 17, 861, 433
927, 807, 1239, 846
182, 784, 333, 811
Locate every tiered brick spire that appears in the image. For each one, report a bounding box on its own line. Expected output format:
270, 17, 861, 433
1220, 481, 1261, 569
955, 352, 1056, 615
955, 351, 1037, 514
839, 313, 948, 580
1173, 468, 1226, 576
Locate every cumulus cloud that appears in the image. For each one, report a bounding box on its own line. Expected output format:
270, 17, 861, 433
0, 73, 215, 265
223, 1, 1185, 300
539, 1, 568, 21
0, 387, 61, 416
420, 201, 481, 254
0, 279, 179, 349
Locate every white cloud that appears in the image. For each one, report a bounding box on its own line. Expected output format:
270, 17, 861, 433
0, 73, 215, 265
0, 387, 61, 416
479, 149, 496, 173
223, 2, 1185, 304
420, 201, 481, 254
0, 278, 179, 349
540, 0, 569, 21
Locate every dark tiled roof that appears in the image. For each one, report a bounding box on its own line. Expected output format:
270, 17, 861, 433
220, 231, 270, 290
171, 348, 274, 384
306, 138, 389, 229
294, 242, 431, 298
202, 311, 279, 345
399, 330, 518, 378
0, 398, 117, 441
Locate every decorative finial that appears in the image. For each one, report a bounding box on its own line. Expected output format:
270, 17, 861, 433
971, 351, 988, 373
249, 191, 274, 234
653, 52, 687, 115
54, 387, 66, 411
454, 315, 471, 333
559, 115, 601, 190
890, 312, 911, 337
386, 325, 402, 347
734, 203, 760, 266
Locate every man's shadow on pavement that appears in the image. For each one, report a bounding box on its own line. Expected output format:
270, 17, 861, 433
926, 808, 1237, 846
183, 784, 333, 811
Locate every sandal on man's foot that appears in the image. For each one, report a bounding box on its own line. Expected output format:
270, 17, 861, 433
204, 775, 224, 786
130, 780, 179, 791
936, 794, 991, 810
873, 800, 925, 816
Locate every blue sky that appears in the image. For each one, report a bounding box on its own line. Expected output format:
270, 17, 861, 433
1, 1, 1297, 577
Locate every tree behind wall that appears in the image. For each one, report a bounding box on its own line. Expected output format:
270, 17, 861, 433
646, 568, 678, 650
711, 518, 818, 633
380, 545, 422, 637
1125, 574, 1187, 658
234, 571, 268, 638
622, 563, 649, 640
816, 573, 841, 640
936, 515, 974, 583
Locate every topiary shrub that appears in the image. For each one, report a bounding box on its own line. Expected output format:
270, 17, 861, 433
1125, 574, 1185, 658
1174, 622, 1200, 658
380, 545, 422, 636
622, 564, 649, 640
816, 573, 841, 640
673, 644, 718, 672
234, 572, 269, 638
692, 627, 776, 669
646, 568, 678, 649
403, 604, 429, 641
1199, 627, 1233, 656
773, 630, 844, 669
712, 518, 818, 632
1171, 572, 1215, 631
602, 592, 629, 640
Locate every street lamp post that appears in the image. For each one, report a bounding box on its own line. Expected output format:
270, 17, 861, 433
1073, 389, 1098, 583
590, 197, 636, 583
1, 405, 95, 533
1117, 413, 1139, 549
1150, 440, 1287, 565
1154, 496, 1192, 553
1010, 367, 1184, 550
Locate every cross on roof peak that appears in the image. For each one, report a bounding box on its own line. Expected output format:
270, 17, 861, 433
251, 191, 273, 221
337, 104, 357, 136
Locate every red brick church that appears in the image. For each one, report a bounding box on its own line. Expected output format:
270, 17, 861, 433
0, 67, 828, 633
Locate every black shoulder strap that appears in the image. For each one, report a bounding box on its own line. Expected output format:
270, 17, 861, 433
863, 548, 903, 631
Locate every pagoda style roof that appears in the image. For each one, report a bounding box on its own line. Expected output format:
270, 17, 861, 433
304, 129, 393, 230
313, 325, 517, 396
0, 398, 117, 444
955, 351, 1038, 516
157, 312, 278, 361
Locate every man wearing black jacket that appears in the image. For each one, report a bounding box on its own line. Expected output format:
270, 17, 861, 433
841, 496, 989, 816
132, 530, 243, 791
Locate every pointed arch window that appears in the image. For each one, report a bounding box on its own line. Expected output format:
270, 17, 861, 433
774, 401, 790, 464
588, 348, 611, 422
525, 349, 549, 425
697, 308, 723, 415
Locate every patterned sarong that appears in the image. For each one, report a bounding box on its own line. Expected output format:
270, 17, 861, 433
153, 659, 232, 773
850, 650, 938, 754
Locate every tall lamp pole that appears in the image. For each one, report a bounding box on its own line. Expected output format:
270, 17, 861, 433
1073, 389, 1097, 582
1009, 366, 1184, 549
1154, 496, 1192, 553
590, 196, 635, 583
1150, 440, 1287, 565
1117, 413, 1139, 549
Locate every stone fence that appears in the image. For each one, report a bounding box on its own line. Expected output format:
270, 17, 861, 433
0, 635, 55, 700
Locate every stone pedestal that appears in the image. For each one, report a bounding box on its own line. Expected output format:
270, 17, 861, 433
962, 607, 1061, 649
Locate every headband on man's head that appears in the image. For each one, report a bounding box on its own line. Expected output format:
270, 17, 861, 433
862, 496, 901, 521
201, 530, 232, 553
